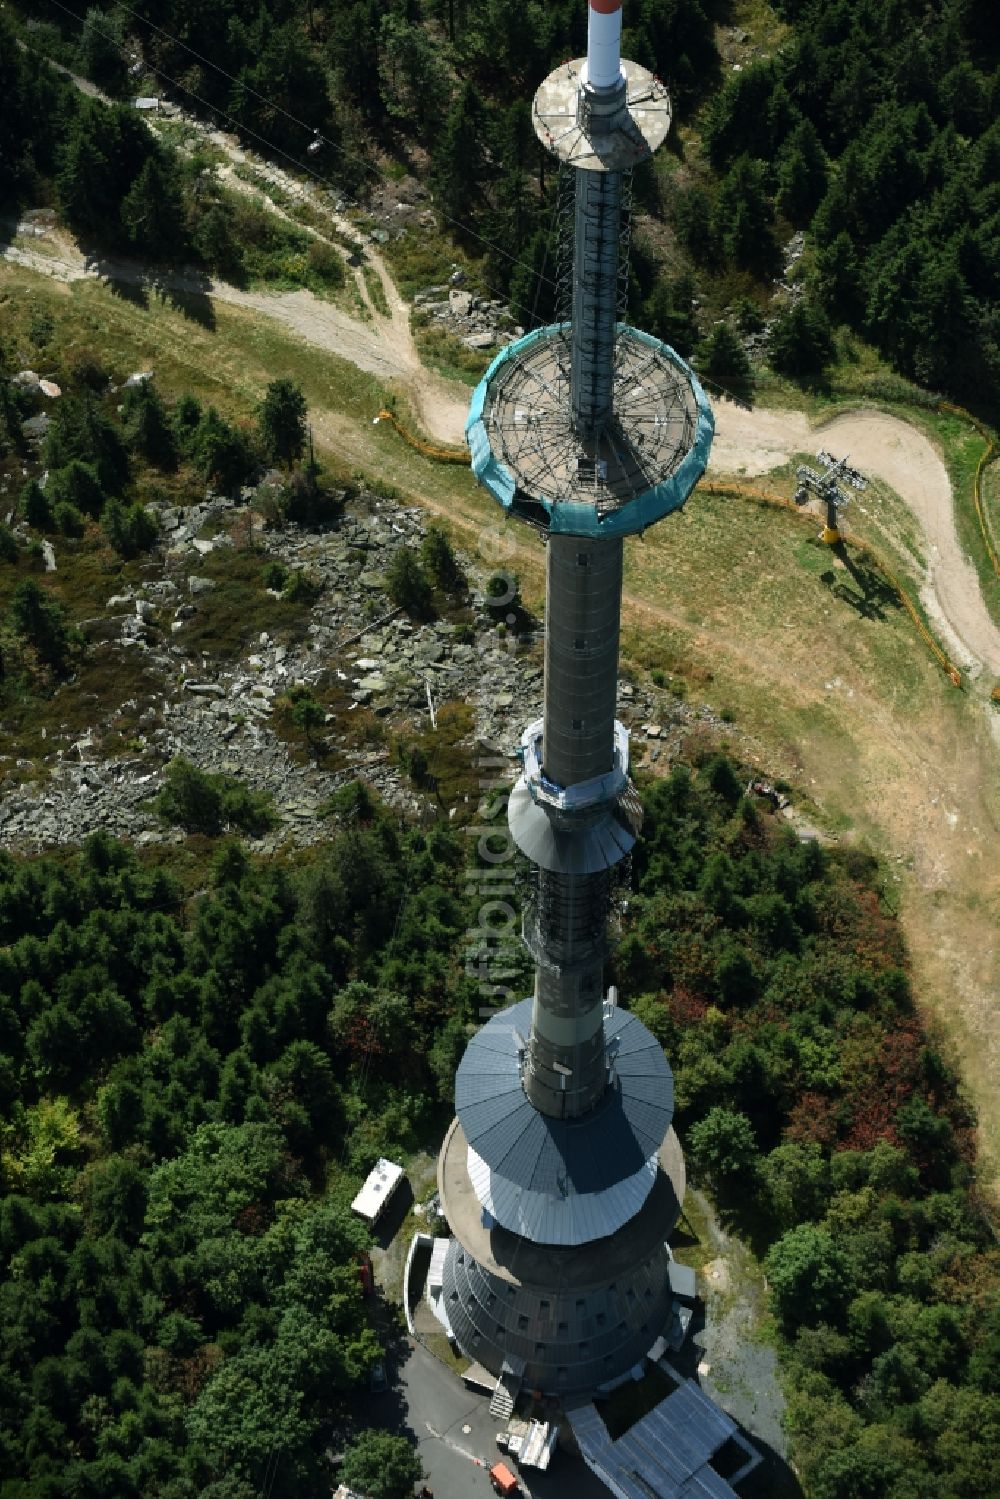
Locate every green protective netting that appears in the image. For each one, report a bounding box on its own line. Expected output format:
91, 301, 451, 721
465, 324, 715, 539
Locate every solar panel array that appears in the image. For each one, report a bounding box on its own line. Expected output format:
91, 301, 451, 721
568, 1379, 760, 1499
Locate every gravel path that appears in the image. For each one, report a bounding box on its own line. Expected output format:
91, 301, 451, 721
2, 227, 469, 448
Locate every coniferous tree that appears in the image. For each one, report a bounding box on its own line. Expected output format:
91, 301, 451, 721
193, 409, 256, 492
120, 155, 188, 260
775, 117, 828, 224
77, 7, 127, 95
259, 380, 307, 468
386, 548, 434, 621
714, 156, 778, 275
155, 758, 223, 834
702, 322, 753, 402
44, 396, 129, 496
431, 82, 487, 229
122, 382, 178, 471
769, 298, 835, 377
7, 579, 80, 674
46, 461, 104, 519
231, 19, 334, 156
326, 0, 385, 121
20, 479, 53, 532
813, 230, 863, 324
420, 525, 465, 596
173, 393, 204, 458
644, 272, 698, 358
507, 226, 558, 328
53, 502, 84, 538
378, 15, 452, 140
0, 523, 18, 563
102, 500, 158, 558
194, 200, 241, 279
56, 130, 116, 241
673, 185, 716, 266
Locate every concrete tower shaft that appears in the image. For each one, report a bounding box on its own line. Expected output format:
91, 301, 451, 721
529, 531, 624, 1117
523, 866, 610, 1115
542, 534, 622, 788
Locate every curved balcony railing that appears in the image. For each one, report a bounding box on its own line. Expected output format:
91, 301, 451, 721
518, 717, 630, 814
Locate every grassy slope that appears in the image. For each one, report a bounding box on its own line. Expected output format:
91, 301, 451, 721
2, 260, 998, 1197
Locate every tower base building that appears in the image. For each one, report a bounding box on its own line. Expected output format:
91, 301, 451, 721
437, 999, 686, 1398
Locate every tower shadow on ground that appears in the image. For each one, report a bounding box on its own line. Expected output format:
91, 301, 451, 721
820, 538, 900, 621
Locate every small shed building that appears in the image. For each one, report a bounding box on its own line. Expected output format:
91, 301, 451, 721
351, 1158, 405, 1226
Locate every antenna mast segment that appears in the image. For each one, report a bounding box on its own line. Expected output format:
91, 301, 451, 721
465, 0, 714, 1127
584, 0, 625, 90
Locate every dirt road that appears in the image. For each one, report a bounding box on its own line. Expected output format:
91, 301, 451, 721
14, 39, 995, 671
7, 221, 995, 675
3, 225, 469, 448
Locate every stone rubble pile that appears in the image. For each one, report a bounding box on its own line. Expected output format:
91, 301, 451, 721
0, 483, 728, 852
412, 284, 522, 353
0, 758, 162, 849
365, 174, 435, 240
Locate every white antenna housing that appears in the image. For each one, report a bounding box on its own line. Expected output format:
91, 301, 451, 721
585, 0, 624, 90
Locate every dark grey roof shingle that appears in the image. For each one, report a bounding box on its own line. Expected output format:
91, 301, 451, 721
456, 998, 673, 1196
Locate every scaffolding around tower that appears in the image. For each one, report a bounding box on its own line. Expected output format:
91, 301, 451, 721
466, 323, 712, 537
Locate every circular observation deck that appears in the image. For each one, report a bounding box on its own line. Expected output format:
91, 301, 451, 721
465, 324, 714, 539
446, 995, 676, 1247
533, 57, 673, 174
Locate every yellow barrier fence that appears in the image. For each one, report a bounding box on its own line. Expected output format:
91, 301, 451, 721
374, 408, 468, 464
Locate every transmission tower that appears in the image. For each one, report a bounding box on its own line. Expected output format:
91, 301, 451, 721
435, 0, 715, 1407
795, 449, 868, 544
